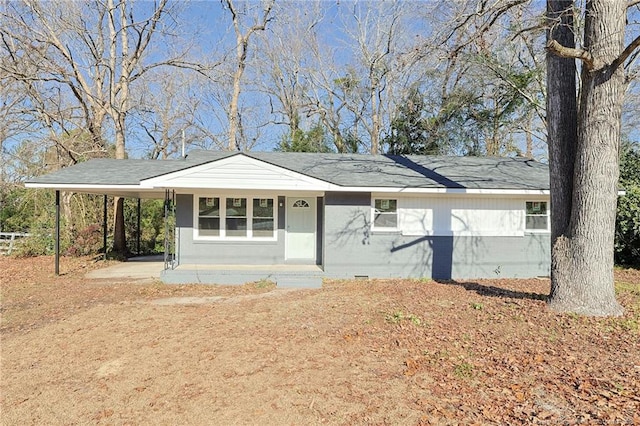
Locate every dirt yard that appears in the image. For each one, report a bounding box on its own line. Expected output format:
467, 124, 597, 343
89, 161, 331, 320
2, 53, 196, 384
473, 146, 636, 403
1, 257, 639, 425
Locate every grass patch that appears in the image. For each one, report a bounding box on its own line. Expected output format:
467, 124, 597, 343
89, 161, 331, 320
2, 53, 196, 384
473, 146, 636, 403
615, 281, 640, 296
385, 310, 425, 326
453, 361, 475, 378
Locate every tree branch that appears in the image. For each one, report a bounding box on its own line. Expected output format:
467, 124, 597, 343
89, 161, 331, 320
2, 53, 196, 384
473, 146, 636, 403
628, 0, 640, 8
612, 34, 640, 71
546, 39, 600, 70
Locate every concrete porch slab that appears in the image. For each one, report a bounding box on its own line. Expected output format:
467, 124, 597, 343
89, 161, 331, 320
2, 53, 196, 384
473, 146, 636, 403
161, 264, 325, 288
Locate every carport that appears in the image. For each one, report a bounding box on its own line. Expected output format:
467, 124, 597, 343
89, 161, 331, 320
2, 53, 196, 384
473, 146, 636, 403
24, 157, 195, 275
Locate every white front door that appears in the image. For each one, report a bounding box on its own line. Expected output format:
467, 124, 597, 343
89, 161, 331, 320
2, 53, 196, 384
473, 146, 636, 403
286, 197, 316, 260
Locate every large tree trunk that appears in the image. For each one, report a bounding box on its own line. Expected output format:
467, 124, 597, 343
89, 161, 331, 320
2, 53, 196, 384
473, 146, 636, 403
112, 119, 128, 254
110, 1, 130, 256
547, 0, 624, 316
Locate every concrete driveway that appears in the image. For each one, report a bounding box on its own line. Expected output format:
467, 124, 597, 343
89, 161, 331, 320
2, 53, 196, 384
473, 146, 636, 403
85, 256, 164, 280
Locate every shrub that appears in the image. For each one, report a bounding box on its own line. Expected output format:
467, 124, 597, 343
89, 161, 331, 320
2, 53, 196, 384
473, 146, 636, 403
65, 224, 103, 256
615, 144, 640, 267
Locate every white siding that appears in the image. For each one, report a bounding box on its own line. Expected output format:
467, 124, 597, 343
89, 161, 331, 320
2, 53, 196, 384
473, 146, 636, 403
399, 197, 434, 235
393, 196, 525, 237
143, 155, 334, 191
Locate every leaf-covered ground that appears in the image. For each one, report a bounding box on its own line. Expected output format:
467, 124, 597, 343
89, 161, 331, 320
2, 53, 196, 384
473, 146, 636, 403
1, 257, 639, 425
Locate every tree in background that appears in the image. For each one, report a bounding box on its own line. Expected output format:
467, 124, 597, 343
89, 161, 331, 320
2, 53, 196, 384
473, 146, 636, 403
277, 121, 333, 153
616, 141, 640, 267
383, 86, 440, 155
1, 0, 201, 254
222, 0, 274, 151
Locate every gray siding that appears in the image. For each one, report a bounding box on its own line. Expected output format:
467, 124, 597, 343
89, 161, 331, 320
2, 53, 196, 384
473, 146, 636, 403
323, 192, 550, 280
175, 194, 286, 265
174, 192, 550, 279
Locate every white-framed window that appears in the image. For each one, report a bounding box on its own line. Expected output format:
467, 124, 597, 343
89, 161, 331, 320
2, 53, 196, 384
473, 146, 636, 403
525, 201, 549, 231
373, 198, 398, 230
252, 198, 275, 237
196, 195, 276, 239
198, 197, 220, 236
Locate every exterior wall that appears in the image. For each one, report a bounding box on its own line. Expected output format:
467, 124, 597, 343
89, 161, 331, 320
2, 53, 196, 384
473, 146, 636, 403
174, 191, 550, 279
175, 193, 324, 266
175, 194, 286, 265
323, 192, 550, 280
398, 195, 525, 236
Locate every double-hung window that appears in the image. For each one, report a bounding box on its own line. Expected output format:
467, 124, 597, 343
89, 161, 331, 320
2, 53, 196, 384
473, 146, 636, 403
252, 198, 274, 237
198, 197, 220, 236
525, 201, 549, 231
197, 196, 275, 239
226, 198, 247, 237
373, 199, 398, 230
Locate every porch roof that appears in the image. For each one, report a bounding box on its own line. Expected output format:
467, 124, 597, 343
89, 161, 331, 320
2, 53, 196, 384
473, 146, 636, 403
25, 151, 550, 197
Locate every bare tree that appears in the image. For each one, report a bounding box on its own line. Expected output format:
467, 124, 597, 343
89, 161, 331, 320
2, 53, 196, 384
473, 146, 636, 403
256, 3, 322, 144
0, 0, 203, 254
135, 69, 206, 160
222, 0, 274, 151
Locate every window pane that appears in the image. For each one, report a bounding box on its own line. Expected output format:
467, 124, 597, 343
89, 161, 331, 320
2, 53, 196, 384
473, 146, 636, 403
199, 217, 220, 236
253, 218, 274, 237
526, 216, 548, 230
226, 218, 247, 236
253, 198, 273, 218
226, 198, 246, 217
374, 212, 397, 228
526, 201, 547, 215
293, 199, 310, 208
199, 197, 219, 217
375, 199, 397, 213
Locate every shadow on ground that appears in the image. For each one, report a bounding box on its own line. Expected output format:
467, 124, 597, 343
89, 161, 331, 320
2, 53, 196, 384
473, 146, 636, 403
436, 280, 548, 301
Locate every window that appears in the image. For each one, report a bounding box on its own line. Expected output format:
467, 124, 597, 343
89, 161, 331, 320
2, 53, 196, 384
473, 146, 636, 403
292, 199, 310, 208
197, 196, 275, 239
198, 197, 220, 236
252, 198, 274, 237
226, 198, 247, 237
525, 201, 549, 231
373, 199, 397, 229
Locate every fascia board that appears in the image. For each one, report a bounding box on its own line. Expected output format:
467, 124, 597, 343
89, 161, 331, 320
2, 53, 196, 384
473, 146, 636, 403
335, 187, 550, 195
24, 183, 148, 191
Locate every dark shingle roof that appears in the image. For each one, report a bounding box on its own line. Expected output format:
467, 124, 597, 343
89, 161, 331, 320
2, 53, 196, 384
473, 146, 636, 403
26, 150, 549, 190
244, 152, 549, 190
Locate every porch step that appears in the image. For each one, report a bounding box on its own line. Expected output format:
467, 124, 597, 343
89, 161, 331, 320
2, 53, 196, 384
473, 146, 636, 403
161, 266, 324, 289
275, 276, 323, 289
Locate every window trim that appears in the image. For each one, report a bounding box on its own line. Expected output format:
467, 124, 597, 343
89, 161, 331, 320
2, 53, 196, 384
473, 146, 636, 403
371, 198, 399, 232
525, 200, 550, 232
194, 194, 277, 241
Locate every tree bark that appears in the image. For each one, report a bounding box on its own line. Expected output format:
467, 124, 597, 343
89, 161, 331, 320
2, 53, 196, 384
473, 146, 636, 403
547, 0, 625, 316
112, 196, 126, 256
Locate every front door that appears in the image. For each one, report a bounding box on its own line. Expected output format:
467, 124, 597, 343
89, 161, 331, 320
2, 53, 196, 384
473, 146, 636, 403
286, 197, 316, 260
